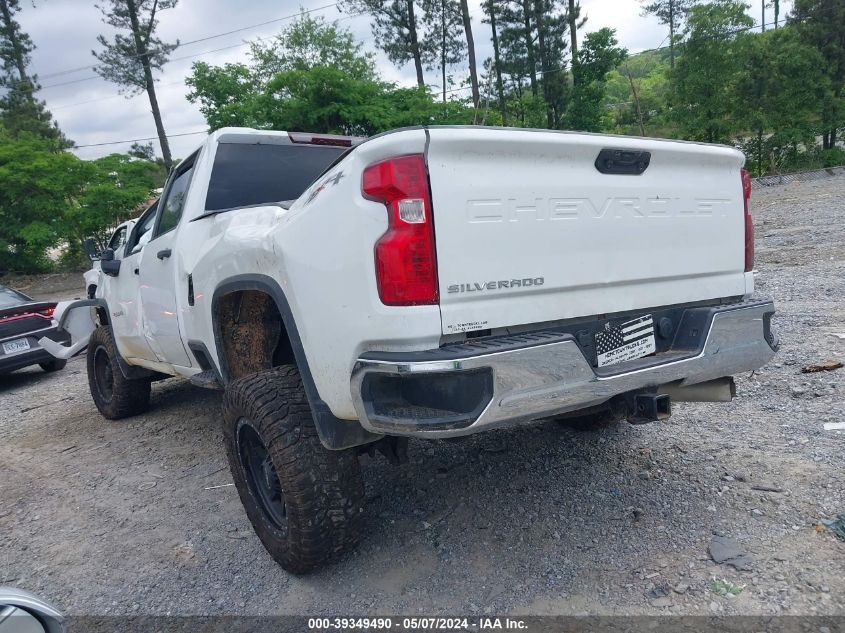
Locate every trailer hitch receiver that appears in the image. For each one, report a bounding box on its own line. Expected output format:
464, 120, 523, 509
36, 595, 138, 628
628, 393, 671, 424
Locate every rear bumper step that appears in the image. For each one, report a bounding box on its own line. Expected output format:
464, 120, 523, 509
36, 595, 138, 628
350, 299, 777, 438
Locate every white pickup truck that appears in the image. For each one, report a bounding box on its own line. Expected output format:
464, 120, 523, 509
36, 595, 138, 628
44, 126, 777, 573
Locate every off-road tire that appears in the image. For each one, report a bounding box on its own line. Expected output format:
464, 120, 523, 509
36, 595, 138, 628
39, 358, 66, 372
87, 325, 151, 419
222, 366, 365, 574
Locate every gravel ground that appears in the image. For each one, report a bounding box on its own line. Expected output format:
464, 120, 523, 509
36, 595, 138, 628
1, 176, 843, 617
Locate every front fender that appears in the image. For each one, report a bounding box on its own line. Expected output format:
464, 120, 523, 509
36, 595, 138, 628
38, 299, 101, 359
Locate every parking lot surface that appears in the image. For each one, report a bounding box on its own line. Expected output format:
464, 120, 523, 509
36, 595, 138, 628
1, 176, 843, 616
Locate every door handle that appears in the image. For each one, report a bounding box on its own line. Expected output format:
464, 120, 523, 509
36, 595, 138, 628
134, 268, 140, 275
157, 248, 172, 260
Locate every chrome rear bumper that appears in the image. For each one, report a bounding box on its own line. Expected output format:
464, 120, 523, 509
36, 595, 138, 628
350, 300, 777, 438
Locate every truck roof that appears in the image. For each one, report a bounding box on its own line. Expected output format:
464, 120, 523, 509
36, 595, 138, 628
190, 127, 365, 152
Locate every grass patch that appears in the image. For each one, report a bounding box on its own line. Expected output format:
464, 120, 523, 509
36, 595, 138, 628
710, 577, 745, 596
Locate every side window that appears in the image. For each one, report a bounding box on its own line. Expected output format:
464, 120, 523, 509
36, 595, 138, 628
108, 226, 127, 252
136, 220, 154, 251
127, 209, 157, 256
156, 163, 194, 237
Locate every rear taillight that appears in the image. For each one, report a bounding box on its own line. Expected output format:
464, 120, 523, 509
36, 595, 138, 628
741, 168, 754, 272
363, 154, 438, 306
0, 305, 55, 324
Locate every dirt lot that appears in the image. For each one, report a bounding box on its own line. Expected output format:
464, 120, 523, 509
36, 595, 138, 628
1, 176, 843, 617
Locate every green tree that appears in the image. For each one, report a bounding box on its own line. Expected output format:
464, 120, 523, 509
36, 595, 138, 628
604, 49, 672, 135
733, 28, 829, 174
186, 15, 473, 135
93, 0, 179, 169
0, 126, 91, 272
63, 153, 164, 265
495, 0, 571, 128
186, 15, 380, 131
0, 122, 164, 273
185, 61, 259, 130
671, 0, 752, 142
249, 13, 377, 80
639, 0, 698, 69
381, 85, 475, 127
0, 0, 71, 146
0, 85, 72, 146
128, 141, 156, 161
567, 0, 581, 64
499, 0, 539, 100
339, 0, 429, 87
422, 0, 465, 102
789, 0, 845, 148
481, 0, 508, 121
567, 28, 627, 131
0, 0, 32, 87
534, 0, 571, 128
258, 65, 399, 135
458, 0, 480, 108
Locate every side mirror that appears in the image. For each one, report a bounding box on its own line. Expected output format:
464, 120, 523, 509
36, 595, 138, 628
0, 588, 65, 633
100, 248, 121, 277
82, 238, 100, 261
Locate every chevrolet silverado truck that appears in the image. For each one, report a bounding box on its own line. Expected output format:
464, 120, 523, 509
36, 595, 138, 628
42, 126, 778, 573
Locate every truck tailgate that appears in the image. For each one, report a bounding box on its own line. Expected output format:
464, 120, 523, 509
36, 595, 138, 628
426, 127, 748, 335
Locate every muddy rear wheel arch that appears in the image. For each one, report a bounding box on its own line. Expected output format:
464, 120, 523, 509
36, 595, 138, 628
210, 274, 380, 451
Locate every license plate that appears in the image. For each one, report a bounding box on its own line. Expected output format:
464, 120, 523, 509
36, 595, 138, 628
3, 338, 31, 355
595, 314, 656, 368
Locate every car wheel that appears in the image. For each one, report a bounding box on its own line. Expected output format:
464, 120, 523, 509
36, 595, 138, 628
87, 284, 97, 300
222, 365, 365, 574
87, 325, 151, 419
39, 359, 67, 372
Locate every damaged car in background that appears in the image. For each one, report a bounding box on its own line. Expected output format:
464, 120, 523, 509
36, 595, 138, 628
0, 285, 68, 375
42, 126, 778, 573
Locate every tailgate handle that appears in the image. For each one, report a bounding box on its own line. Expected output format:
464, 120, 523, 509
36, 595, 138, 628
595, 148, 651, 175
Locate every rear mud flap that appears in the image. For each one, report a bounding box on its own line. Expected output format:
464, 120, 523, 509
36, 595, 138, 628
38, 299, 99, 360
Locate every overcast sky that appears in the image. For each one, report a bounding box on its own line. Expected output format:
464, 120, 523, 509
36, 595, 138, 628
17, 0, 790, 160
